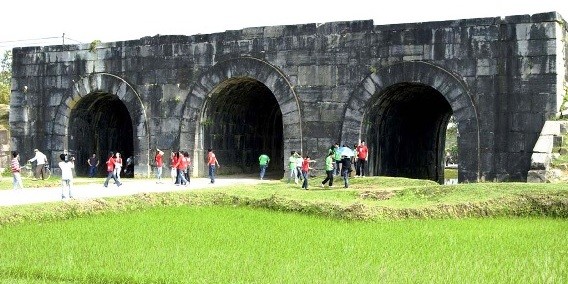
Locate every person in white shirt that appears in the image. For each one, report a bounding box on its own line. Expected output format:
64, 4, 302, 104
28, 149, 48, 180
114, 152, 123, 182
295, 153, 304, 182
58, 153, 75, 200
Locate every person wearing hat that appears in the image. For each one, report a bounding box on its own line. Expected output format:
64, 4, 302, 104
28, 149, 48, 180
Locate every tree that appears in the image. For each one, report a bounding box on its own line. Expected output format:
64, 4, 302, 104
0, 50, 12, 104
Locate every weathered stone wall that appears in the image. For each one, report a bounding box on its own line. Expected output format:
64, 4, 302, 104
9, 12, 568, 182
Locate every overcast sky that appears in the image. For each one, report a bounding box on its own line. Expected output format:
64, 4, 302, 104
1, 0, 567, 53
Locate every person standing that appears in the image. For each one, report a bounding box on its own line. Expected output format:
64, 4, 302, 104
356, 141, 369, 177
258, 153, 270, 180
320, 151, 334, 188
288, 151, 300, 184
114, 152, 123, 182
28, 149, 48, 180
59, 153, 75, 200
353, 144, 359, 177
125, 156, 134, 175
155, 149, 164, 183
296, 152, 304, 182
207, 148, 220, 184
87, 153, 99, 178
341, 154, 352, 188
183, 151, 191, 184
103, 152, 121, 187
333, 143, 342, 177
11, 151, 24, 190
301, 155, 315, 190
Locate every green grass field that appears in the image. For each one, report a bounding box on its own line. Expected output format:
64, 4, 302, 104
0, 206, 566, 283
0, 176, 567, 283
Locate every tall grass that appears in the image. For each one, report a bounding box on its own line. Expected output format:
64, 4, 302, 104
1, 206, 566, 283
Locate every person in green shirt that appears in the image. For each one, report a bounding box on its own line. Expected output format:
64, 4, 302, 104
288, 151, 300, 184
333, 143, 342, 176
320, 151, 335, 188
259, 153, 270, 180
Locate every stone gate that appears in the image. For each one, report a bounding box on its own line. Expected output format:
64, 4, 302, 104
9, 12, 568, 183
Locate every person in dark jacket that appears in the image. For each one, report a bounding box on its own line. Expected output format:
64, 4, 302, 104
341, 155, 352, 188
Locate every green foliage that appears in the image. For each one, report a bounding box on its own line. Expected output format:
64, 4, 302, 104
445, 115, 459, 163
0, 50, 11, 104
89, 40, 101, 52
551, 127, 568, 168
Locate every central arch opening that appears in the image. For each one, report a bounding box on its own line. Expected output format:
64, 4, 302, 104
69, 93, 134, 177
367, 83, 452, 184
203, 77, 284, 179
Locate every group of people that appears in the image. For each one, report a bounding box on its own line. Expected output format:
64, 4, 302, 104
10, 149, 75, 200
153, 148, 220, 185
88, 153, 133, 178
8, 141, 367, 197
286, 141, 369, 190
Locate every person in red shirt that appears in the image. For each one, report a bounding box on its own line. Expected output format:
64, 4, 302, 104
356, 141, 369, 177
301, 155, 316, 190
103, 152, 121, 187
174, 151, 189, 186
207, 148, 220, 184
155, 149, 164, 183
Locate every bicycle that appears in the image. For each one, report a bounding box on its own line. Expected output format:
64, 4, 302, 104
21, 162, 52, 180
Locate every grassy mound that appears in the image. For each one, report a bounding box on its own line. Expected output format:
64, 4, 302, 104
1, 177, 567, 226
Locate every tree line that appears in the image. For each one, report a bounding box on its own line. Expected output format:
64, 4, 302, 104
0, 50, 12, 104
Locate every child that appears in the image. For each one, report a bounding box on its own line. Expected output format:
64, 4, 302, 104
11, 151, 24, 190
59, 153, 75, 200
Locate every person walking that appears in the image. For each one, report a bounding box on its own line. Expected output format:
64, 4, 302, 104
103, 152, 122, 187
11, 151, 24, 190
87, 153, 99, 178
173, 151, 189, 186
28, 149, 48, 180
258, 153, 270, 180
207, 148, 220, 184
59, 153, 75, 200
356, 141, 369, 177
341, 154, 353, 188
155, 149, 164, 183
321, 151, 334, 188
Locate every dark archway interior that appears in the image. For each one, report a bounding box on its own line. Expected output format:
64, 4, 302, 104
368, 83, 452, 184
204, 78, 284, 178
69, 93, 133, 177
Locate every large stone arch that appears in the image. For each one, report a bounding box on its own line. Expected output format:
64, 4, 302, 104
49, 73, 150, 176
341, 61, 479, 182
180, 57, 302, 177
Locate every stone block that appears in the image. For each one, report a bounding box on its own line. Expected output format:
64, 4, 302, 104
527, 169, 563, 183
530, 152, 551, 170
540, 120, 560, 136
